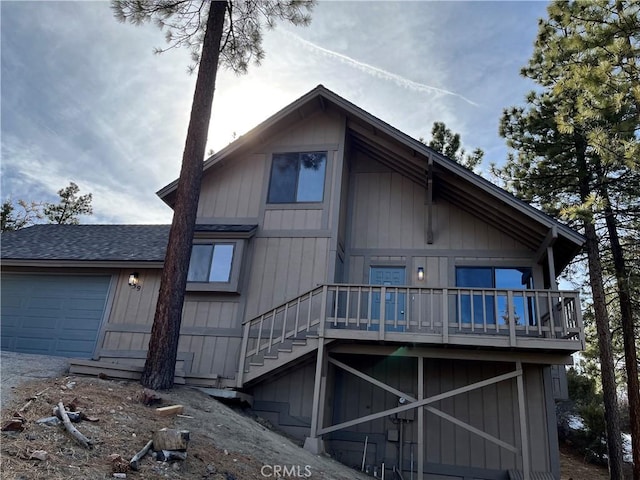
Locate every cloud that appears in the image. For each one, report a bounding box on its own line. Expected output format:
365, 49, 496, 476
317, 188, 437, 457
280, 29, 479, 107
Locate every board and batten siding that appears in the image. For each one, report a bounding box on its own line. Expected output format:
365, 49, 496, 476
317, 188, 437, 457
345, 153, 539, 288
243, 236, 330, 319
263, 209, 323, 230
267, 108, 344, 148
197, 153, 265, 219
349, 154, 528, 251
99, 269, 243, 378
241, 108, 347, 318
250, 356, 552, 478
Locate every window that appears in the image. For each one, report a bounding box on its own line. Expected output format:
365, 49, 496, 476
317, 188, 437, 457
267, 152, 327, 203
186, 239, 247, 293
455, 267, 534, 325
187, 243, 234, 283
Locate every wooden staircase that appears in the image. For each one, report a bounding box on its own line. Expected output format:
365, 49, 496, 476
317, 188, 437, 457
237, 286, 327, 387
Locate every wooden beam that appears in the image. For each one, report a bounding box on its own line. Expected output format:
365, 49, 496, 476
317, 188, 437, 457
318, 368, 521, 435
516, 361, 531, 480
309, 339, 327, 437
328, 357, 416, 402
424, 406, 517, 453
349, 123, 429, 172
426, 156, 434, 244
547, 245, 558, 290
328, 343, 574, 365
417, 357, 424, 480
534, 227, 558, 264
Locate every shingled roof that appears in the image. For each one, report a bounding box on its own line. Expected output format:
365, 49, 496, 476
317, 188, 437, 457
0, 224, 257, 263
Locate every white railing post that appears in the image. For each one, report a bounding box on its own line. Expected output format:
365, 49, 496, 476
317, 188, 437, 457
380, 286, 386, 341
319, 285, 328, 337
281, 304, 289, 344
236, 321, 251, 388
576, 293, 585, 349
508, 290, 516, 347
442, 289, 448, 343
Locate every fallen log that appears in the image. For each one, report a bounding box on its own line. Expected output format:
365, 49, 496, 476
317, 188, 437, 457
57, 401, 92, 449
129, 439, 153, 471
53, 406, 82, 423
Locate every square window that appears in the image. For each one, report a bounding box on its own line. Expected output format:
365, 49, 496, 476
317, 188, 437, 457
267, 152, 326, 203
187, 243, 234, 283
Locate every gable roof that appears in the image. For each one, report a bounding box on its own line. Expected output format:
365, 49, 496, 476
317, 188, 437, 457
157, 84, 584, 272
1, 224, 258, 266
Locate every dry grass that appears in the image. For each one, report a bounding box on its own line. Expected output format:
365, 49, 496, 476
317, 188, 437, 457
559, 444, 611, 480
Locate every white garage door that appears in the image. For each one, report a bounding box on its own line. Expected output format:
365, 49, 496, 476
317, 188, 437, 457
1, 274, 111, 358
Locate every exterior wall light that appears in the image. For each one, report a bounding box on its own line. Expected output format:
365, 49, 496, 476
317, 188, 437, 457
128, 272, 141, 290
417, 267, 425, 281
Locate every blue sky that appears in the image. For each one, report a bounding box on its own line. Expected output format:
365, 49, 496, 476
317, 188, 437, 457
1, 1, 549, 224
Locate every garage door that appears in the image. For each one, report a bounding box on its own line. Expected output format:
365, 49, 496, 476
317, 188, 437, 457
1, 274, 111, 358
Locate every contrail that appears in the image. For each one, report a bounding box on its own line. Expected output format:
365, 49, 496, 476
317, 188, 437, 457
282, 30, 479, 107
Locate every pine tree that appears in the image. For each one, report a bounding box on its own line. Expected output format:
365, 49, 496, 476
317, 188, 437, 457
43, 182, 93, 225
112, 0, 315, 390
421, 121, 484, 171
522, 2, 640, 476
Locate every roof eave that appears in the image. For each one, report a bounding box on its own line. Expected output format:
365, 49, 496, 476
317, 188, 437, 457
0, 259, 165, 269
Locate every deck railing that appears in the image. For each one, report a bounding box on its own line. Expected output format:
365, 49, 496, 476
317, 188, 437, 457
239, 284, 584, 380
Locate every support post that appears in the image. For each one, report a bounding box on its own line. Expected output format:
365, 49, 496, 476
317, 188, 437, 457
547, 245, 558, 290
304, 339, 327, 455
516, 361, 531, 480
425, 156, 434, 244
417, 356, 424, 480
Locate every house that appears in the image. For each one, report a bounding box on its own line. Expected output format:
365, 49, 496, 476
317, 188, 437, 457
1, 85, 585, 480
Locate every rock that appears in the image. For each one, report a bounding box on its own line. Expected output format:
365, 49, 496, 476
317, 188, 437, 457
1, 419, 25, 431
36, 416, 61, 426
29, 450, 48, 461
153, 450, 187, 462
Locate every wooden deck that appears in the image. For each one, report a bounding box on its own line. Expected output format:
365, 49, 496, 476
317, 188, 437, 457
238, 284, 584, 386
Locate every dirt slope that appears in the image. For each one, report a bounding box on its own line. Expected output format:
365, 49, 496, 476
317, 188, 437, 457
1, 373, 621, 480
1, 374, 370, 480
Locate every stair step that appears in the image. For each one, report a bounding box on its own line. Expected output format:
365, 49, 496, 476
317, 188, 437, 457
278, 347, 293, 353
264, 353, 279, 359
292, 339, 307, 346
249, 361, 264, 367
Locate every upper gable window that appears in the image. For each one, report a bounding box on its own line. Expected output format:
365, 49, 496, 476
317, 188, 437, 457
267, 152, 327, 203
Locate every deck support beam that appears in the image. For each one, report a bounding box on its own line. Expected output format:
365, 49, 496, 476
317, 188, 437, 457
417, 356, 424, 480
304, 338, 328, 455
516, 361, 531, 480
318, 368, 521, 435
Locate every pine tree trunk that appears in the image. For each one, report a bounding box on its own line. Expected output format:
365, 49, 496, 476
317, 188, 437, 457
141, 1, 227, 390
583, 221, 625, 479
601, 196, 639, 480
610, 5, 640, 476
576, 134, 624, 479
